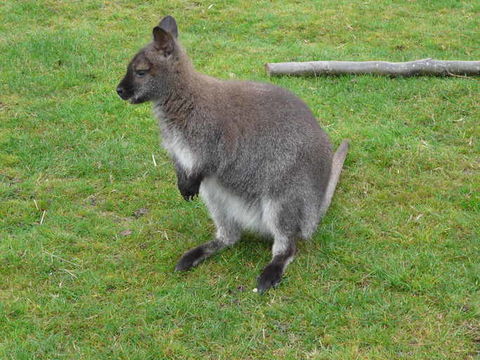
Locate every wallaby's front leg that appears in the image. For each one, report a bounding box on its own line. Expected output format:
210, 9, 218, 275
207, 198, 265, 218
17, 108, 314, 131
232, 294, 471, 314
175, 162, 203, 201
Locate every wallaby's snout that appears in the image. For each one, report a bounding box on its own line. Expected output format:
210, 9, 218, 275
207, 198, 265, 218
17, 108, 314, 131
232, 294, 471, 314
116, 62, 151, 104
116, 68, 137, 102
116, 84, 130, 101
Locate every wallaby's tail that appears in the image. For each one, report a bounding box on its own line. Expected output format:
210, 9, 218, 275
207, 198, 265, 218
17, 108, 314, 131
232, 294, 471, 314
319, 140, 349, 217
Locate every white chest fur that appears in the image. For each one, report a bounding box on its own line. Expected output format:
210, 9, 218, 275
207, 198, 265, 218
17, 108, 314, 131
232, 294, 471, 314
154, 106, 197, 174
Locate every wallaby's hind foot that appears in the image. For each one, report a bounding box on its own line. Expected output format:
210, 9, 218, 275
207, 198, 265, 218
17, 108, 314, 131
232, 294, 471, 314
175, 240, 226, 271
257, 242, 296, 294
257, 263, 283, 293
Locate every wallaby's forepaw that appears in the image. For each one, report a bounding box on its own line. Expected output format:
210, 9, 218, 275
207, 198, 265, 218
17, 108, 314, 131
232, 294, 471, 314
178, 176, 201, 201
178, 182, 200, 201
257, 263, 283, 294
175, 246, 205, 271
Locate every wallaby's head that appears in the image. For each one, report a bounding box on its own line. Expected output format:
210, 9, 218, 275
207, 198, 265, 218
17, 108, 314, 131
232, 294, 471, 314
117, 16, 187, 104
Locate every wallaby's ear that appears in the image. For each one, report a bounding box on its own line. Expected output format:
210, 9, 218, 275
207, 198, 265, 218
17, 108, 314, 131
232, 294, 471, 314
158, 15, 178, 39
152, 26, 174, 56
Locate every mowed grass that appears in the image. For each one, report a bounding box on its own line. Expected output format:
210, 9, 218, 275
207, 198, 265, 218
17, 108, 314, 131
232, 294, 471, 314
0, 0, 479, 358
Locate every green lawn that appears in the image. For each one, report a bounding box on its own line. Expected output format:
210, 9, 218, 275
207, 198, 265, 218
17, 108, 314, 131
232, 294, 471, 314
1, 0, 479, 359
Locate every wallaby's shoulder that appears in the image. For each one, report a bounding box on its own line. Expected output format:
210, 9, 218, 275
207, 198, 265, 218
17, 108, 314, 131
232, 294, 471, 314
215, 77, 297, 98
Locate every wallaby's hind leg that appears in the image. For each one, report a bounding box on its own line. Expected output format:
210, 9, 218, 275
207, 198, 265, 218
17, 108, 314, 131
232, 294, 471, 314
257, 238, 296, 293
257, 199, 300, 293
175, 203, 241, 271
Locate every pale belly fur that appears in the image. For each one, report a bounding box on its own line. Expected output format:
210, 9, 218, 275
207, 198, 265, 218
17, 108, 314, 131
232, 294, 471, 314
200, 177, 277, 236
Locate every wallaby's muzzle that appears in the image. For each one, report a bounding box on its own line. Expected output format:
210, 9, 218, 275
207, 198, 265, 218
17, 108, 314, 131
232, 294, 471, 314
116, 82, 133, 101
116, 86, 127, 100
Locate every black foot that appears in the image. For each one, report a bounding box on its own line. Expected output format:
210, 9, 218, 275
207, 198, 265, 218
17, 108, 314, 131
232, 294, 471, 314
257, 263, 284, 294
175, 246, 205, 271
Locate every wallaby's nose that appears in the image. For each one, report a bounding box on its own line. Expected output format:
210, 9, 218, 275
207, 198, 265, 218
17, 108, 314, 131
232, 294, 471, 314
116, 86, 130, 100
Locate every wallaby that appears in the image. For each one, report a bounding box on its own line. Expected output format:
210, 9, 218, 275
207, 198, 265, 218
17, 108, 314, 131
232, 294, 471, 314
117, 16, 349, 293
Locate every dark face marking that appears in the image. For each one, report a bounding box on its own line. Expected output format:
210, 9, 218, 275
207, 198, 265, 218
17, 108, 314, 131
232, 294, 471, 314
116, 52, 155, 103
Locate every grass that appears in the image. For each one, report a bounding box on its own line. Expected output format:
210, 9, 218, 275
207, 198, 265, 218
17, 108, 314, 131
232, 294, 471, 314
0, 0, 479, 358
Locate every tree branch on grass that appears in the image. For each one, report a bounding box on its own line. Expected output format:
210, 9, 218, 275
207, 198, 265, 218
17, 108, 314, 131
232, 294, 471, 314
265, 58, 480, 77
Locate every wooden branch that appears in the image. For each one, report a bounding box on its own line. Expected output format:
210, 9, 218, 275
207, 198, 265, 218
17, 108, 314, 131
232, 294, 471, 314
265, 59, 480, 77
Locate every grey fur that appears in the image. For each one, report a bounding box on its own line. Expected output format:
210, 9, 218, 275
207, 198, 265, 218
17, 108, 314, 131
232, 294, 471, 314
117, 16, 349, 293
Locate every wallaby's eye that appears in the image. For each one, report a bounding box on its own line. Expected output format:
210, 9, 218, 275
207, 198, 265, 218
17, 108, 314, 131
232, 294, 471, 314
135, 69, 148, 77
